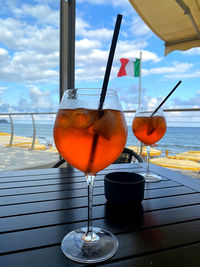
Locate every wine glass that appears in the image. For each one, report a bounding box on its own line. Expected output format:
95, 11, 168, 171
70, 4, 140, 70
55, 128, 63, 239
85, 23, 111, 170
132, 105, 167, 182
53, 88, 127, 263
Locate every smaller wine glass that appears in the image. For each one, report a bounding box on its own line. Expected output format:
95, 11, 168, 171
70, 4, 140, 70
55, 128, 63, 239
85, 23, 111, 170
132, 105, 167, 182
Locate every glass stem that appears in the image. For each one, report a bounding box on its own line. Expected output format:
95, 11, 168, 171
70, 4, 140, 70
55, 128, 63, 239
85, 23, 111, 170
146, 146, 150, 175
83, 174, 96, 241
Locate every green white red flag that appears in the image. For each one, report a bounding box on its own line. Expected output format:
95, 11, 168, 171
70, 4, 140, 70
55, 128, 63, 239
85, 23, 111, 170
117, 58, 140, 77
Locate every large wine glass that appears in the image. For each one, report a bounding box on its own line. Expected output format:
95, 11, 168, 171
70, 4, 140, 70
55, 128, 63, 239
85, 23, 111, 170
132, 105, 167, 182
53, 88, 127, 263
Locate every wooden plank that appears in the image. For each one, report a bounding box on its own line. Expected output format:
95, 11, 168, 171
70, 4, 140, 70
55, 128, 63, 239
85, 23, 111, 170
1, 192, 200, 218
1, 219, 200, 263
0, 174, 172, 190
0, 166, 148, 185
1, 242, 200, 267
102, 243, 200, 267
0, 180, 103, 196
2, 190, 199, 218
148, 163, 200, 192
0, 185, 194, 206
0, 163, 140, 179
1, 199, 200, 234
0, 245, 79, 267
111, 221, 200, 262
0, 180, 180, 196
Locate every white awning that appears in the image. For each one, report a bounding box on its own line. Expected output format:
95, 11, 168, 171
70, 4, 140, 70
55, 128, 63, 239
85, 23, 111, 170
129, 0, 200, 55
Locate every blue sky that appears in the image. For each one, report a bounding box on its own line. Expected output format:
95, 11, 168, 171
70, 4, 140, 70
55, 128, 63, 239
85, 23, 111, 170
0, 0, 200, 115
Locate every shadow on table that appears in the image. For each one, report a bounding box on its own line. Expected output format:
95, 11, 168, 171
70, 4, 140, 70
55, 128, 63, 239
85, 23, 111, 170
105, 202, 144, 226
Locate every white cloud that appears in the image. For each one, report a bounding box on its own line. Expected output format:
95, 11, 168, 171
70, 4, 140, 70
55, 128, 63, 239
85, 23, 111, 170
173, 90, 200, 107
166, 71, 200, 79
0, 49, 59, 83
76, 17, 90, 36
13, 4, 59, 26
0, 48, 9, 65
143, 62, 193, 76
14, 86, 55, 112
76, 18, 114, 42
115, 41, 161, 63
181, 47, 200, 56
77, 0, 130, 7
129, 16, 152, 37
0, 86, 7, 94
29, 86, 53, 108
76, 39, 102, 52
0, 18, 25, 50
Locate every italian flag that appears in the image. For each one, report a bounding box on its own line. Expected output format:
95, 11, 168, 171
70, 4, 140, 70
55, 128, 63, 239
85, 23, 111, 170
117, 58, 140, 77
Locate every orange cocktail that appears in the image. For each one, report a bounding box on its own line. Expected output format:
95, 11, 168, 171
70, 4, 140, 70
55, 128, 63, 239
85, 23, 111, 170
54, 108, 127, 174
132, 116, 167, 145
132, 105, 167, 183
54, 89, 127, 263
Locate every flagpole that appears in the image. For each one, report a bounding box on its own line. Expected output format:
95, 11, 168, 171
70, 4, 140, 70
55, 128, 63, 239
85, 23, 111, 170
138, 51, 143, 157
138, 51, 142, 107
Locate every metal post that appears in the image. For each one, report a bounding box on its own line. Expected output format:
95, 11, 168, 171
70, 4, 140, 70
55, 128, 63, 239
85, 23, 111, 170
60, 0, 76, 102
9, 115, 14, 147
138, 51, 142, 107
31, 114, 36, 150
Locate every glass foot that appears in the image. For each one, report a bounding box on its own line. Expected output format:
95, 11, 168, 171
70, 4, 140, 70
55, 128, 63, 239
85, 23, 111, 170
140, 172, 161, 183
61, 227, 119, 264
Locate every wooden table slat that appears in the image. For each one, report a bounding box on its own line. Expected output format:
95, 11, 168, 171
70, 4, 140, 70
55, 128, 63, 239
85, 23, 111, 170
0, 185, 195, 207
1, 192, 200, 218
1, 220, 200, 265
2, 242, 200, 267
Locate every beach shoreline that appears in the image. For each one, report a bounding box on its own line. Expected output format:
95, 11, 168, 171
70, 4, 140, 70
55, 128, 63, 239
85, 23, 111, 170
0, 146, 59, 172
0, 145, 199, 181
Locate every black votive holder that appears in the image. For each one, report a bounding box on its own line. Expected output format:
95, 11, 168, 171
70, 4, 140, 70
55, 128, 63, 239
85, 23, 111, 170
104, 172, 145, 205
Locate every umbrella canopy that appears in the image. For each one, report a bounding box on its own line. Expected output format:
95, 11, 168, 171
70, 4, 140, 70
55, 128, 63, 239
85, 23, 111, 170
129, 0, 200, 55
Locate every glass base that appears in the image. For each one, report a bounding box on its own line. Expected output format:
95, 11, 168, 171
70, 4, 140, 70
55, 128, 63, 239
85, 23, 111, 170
61, 227, 119, 264
139, 172, 161, 183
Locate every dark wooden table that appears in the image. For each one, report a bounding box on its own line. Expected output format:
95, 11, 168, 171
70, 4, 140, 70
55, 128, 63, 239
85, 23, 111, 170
1, 162, 200, 267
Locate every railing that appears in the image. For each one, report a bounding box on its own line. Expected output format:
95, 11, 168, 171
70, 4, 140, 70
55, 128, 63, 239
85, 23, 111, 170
124, 108, 200, 126
0, 108, 200, 150
0, 112, 56, 150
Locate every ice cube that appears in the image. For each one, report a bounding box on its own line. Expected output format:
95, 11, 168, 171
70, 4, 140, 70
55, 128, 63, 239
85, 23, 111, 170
56, 112, 71, 128
146, 116, 159, 135
71, 108, 97, 130
93, 110, 116, 140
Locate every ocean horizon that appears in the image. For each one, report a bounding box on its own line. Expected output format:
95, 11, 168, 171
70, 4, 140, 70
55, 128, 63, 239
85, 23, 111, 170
0, 122, 200, 156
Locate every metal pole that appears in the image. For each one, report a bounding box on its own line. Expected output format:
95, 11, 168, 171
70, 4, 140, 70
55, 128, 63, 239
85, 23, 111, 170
60, 0, 76, 102
138, 51, 142, 157
67, 0, 75, 90
9, 115, 14, 147
31, 114, 36, 150
138, 51, 142, 107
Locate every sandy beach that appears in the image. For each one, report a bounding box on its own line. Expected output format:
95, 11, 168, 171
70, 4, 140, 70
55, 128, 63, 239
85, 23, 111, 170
0, 145, 199, 181
0, 146, 59, 171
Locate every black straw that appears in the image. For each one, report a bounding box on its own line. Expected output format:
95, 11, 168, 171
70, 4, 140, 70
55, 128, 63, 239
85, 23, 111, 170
151, 80, 182, 117
87, 14, 122, 173
98, 14, 122, 110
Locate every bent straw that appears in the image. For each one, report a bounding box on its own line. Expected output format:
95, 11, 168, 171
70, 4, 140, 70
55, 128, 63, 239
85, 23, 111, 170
99, 14, 122, 110
87, 14, 123, 173
151, 80, 182, 117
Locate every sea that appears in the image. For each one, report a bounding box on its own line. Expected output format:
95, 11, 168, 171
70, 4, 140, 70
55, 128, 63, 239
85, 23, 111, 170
0, 122, 200, 156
